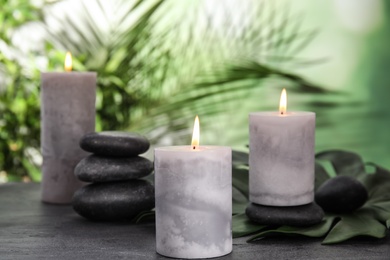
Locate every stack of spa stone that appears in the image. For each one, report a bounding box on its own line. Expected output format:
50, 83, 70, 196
72, 131, 155, 221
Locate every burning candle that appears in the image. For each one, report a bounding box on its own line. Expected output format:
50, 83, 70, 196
249, 89, 315, 206
154, 116, 232, 259
41, 52, 96, 204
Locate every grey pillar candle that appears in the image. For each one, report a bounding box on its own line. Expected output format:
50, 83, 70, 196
41, 56, 96, 204
155, 146, 232, 259
249, 89, 315, 206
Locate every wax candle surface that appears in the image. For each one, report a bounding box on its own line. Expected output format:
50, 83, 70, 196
155, 146, 232, 259
249, 112, 315, 206
41, 72, 96, 204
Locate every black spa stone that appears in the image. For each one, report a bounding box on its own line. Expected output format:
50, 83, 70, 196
315, 175, 368, 214
80, 131, 150, 157
72, 180, 154, 221
75, 155, 153, 182
246, 202, 324, 227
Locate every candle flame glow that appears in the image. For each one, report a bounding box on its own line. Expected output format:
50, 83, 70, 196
64, 51, 72, 72
191, 115, 200, 150
279, 88, 287, 115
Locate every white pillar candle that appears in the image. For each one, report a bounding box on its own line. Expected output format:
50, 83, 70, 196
249, 89, 315, 206
41, 52, 96, 204
154, 116, 232, 259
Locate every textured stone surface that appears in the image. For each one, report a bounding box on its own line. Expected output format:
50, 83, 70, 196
246, 202, 324, 227
72, 180, 154, 221
2, 183, 390, 260
315, 176, 368, 213
80, 131, 150, 157
75, 155, 153, 182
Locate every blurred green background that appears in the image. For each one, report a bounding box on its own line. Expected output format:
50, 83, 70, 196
1, 0, 389, 182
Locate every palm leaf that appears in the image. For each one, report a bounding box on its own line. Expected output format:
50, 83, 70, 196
39, 0, 333, 145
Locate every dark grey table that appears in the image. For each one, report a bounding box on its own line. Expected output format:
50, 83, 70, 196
1, 183, 389, 259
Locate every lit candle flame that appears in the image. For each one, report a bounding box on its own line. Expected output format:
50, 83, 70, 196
191, 115, 200, 150
64, 51, 72, 72
279, 88, 287, 115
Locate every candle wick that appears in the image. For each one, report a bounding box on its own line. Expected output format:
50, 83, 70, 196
280, 111, 284, 115
193, 146, 196, 150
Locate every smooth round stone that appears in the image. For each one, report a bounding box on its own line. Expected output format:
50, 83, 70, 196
315, 175, 368, 213
80, 131, 150, 157
75, 155, 153, 182
72, 180, 154, 221
246, 202, 324, 227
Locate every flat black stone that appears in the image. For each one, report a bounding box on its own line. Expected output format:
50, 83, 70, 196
80, 131, 150, 157
246, 202, 324, 227
315, 175, 368, 213
72, 180, 154, 221
74, 155, 153, 182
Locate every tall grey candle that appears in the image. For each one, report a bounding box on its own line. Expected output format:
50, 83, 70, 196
249, 89, 315, 206
41, 66, 96, 204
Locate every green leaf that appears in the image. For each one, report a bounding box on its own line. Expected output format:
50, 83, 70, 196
315, 150, 365, 177
360, 165, 390, 223
232, 186, 249, 215
232, 213, 267, 238
360, 163, 390, 191
248, 215, 337, 242
367, 203, 390, 223
142, 173, 154, 184
133, 210, 155, 224
386, 219, 390, 229
314, 161, 331, 189
322, 211, 387, 244
232, 168, 250, 199
233, 201, 248, 215
232, 150, 249, 167
21, 158, 41, 182
196, 61, 328, 94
